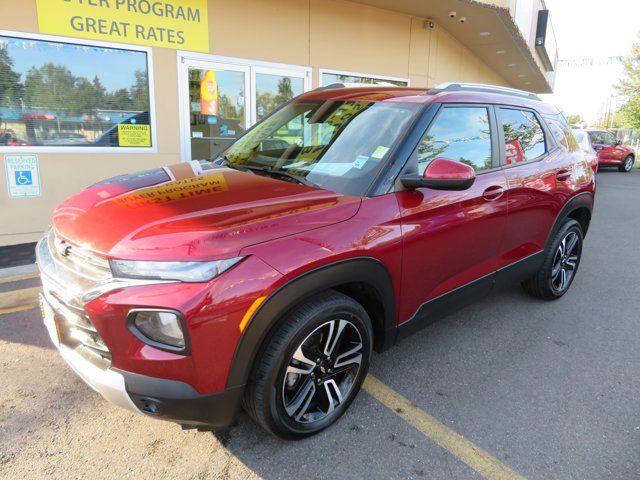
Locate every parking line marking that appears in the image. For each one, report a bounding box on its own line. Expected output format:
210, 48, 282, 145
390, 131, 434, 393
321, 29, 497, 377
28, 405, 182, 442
0, 272, 40, 284
363, 375, 525, 480
0, 286, 42, 310
0, 304, 39, 315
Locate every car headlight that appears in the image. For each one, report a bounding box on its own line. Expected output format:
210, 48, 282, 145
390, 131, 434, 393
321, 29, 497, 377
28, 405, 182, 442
109, 258, 243, 282
128, 310, 187, 352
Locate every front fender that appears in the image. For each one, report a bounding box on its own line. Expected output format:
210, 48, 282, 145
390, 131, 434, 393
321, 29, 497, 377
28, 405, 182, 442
225, 257, 396, 389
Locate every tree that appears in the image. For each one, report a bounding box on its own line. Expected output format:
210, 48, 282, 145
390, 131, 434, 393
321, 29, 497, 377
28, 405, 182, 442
0, 44, 21, 108
566, 114, 583, 126
615, 33, 640, 128
275, 77, 294, 105
23, 63, 77, 112
130, 69, 149, 111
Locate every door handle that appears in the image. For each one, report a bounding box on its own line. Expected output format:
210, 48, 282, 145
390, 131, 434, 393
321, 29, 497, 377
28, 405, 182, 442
556, 169, 571, 182
482, 185, 504, 201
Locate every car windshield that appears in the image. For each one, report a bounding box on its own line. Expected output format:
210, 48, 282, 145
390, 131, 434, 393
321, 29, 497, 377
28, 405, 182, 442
219, 99, 423, 196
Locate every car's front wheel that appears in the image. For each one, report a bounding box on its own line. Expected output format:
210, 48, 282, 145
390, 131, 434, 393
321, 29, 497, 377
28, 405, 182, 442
244, 290, 372, 439
522, 219, 584, 300
619, 155, 635, 172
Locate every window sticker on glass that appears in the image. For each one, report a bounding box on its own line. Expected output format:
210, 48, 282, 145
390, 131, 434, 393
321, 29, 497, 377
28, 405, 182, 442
118, 124, 151, 147
353, 155, 369, 169
371, 146, 390, 159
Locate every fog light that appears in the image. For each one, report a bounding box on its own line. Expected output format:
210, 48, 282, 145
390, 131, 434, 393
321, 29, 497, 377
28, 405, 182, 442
129, 310, 187, 352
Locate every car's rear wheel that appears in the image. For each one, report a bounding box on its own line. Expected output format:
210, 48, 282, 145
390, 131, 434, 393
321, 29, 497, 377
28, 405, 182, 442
619, 155, 635, 172
243, 290, 372, 439
522, 219, 583, 300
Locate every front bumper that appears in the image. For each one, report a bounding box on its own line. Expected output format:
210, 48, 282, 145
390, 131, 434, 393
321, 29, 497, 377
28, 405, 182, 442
43, 299, 243, 427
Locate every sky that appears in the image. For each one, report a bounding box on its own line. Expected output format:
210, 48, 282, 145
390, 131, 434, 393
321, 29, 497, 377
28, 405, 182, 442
539, 0, 640, 125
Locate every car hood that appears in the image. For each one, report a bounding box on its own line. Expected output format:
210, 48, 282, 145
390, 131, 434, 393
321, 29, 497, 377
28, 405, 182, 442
52, 163, 361, 261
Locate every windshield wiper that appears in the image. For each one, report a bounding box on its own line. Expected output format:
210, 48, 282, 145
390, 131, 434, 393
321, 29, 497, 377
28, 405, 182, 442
241, 164, 320, 188
213, 155, 250, 172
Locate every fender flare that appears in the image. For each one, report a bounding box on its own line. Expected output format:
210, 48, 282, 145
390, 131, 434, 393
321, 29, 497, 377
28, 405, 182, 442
546, 192, 594, 246
225, 257, 396, 389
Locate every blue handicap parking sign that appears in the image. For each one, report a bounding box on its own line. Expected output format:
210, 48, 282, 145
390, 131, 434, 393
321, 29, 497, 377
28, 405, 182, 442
15, 170, 33, 186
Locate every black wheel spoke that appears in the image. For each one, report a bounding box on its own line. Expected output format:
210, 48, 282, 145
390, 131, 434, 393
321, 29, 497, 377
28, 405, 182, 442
550, 230, 581, 294
282, 318, 363, 424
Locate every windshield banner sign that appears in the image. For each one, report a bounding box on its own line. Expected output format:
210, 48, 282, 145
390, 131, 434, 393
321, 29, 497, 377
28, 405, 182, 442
35, 0, 209, 52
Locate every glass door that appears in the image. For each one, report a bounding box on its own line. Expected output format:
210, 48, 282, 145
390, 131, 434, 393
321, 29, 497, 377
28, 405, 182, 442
182, 60, 250, 161
251, 66, 309, 124
180, 58, 310, 161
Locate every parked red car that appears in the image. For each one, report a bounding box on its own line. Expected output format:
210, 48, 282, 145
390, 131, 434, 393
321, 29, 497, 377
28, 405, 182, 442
586, 129, 636, 172
38, 83, 595, 439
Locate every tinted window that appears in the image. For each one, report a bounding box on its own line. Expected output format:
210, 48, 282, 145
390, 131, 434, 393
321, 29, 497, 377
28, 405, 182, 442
417, 106, 493, 173
544, 114, 579, 151
0, 34, 152, 149
500, 108, 546, 164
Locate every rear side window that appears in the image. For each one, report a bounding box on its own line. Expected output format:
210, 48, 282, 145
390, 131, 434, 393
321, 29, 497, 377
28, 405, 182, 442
544, 114, 580, 152
417, 106, 493, 174
499, 108, 546, 164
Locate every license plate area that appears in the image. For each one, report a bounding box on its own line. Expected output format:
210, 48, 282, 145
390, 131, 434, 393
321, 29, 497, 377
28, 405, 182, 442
39, 294, 60, 347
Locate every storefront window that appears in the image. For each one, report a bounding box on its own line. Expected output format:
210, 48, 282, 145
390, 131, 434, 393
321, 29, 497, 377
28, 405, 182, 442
0, 34, 152, 149
321, 71, 408, 87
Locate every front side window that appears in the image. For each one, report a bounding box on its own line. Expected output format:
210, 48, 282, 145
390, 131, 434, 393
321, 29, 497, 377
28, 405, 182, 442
0, 34, 152, 149
499, 108, 546, 164
220, 99, 422, 196
417, 106, 493, 174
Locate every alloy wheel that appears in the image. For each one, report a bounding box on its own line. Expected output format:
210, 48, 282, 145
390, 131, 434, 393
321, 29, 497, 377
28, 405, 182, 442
282, 319, 363, 424
624, 156, 634, 172
551, 231, 580, 293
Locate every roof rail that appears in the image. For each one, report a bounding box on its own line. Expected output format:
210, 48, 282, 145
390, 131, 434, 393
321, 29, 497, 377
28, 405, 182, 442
429, 82, 541, 101
314, 82, 347, 91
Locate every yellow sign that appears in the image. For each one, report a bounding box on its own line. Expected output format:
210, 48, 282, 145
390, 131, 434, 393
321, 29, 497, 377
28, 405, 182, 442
35, 0, 209, 52
118, 124, 151, 147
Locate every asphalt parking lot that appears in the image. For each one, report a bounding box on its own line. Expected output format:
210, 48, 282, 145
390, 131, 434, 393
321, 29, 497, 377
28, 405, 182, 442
1, 169, 639, 480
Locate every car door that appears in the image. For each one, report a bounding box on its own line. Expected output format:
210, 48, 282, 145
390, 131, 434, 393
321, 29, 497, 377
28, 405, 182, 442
396, 104, 508, 324
498, 107, 574, 269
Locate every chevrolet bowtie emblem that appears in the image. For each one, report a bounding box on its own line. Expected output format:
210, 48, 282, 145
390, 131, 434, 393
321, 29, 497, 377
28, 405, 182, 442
55, 239, 71, 257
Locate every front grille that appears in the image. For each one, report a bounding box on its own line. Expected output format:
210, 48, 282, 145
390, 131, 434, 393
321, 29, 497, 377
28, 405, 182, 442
39, 232, 112, 301
37, 231, 113, 368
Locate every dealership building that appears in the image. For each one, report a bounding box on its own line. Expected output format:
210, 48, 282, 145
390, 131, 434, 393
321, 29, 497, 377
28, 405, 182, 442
0, 0, 557, 248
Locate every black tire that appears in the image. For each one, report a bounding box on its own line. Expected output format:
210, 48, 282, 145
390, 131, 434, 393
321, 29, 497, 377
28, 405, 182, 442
243, 290, 373, 439
522, 219, 583, 300
619, 155, 635, 172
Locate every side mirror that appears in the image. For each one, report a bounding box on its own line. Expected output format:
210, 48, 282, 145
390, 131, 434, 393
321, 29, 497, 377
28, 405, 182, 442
594, 145, 604, 151
615, 140, 622, 146
400, 157, 476, 191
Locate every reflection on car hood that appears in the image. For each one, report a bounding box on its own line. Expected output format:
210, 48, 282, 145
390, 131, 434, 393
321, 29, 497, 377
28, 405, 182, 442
52, 163, 362, 261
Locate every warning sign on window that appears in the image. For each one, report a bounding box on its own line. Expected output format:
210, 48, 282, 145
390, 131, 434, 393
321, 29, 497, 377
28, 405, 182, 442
118, 124, 151, 147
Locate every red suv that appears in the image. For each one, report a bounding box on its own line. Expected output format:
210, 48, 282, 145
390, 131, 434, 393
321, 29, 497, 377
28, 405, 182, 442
38, 83, 595, 439
586, 129, 636, 172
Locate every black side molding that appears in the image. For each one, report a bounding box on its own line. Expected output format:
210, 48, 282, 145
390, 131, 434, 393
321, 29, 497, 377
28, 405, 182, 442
397, 251, 545, 341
